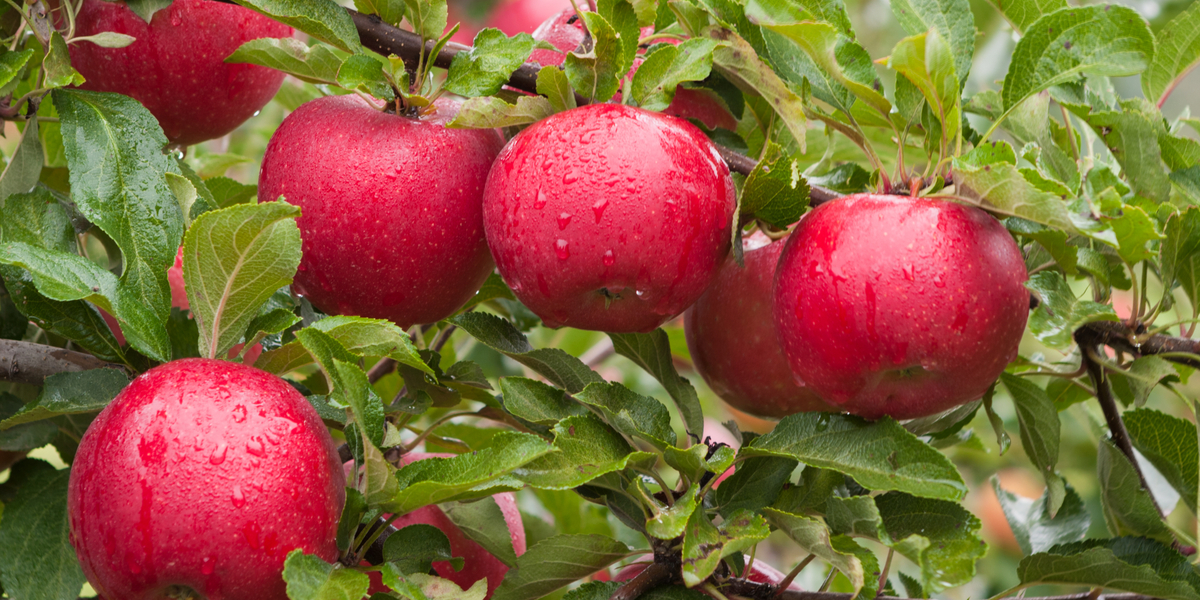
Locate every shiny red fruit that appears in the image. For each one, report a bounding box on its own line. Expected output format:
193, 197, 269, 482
69, 0, 291, 146
685, 233, 837, 418
483, 103, 736, 332
259, 96, 504, 328
486, 0, 573, 35
68, 358, 344, 600
386, 454, 526, 598
773, 195, 1029, 420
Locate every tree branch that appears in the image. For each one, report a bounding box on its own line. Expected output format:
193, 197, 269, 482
0, 339, 128, 385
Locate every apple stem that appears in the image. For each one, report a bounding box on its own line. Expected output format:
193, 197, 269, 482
773, 553, 815, 597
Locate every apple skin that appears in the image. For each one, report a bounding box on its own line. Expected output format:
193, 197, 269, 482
685, 233, 837, 419
68, 0, 291, 146
259, 95, 504, 328
482, 103, 736, 332
485, 0, 573, 35
773, 195, 1029, 420
67, 358, 345, 600
528, 10, 737, 131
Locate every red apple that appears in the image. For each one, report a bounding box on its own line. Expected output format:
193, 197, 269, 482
685, 232, 836, 418
773, 195, 1029, 420
68, 358, 344, 600
258, 95, 504, 328
482, 103, 736, 332
68, 0, 291, 146
528, 10, 737, 130
485, 0, 572, 35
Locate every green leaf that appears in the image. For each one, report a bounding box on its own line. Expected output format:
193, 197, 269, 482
187, 153, 251, 179
123, 0, 172, 22
52, 88, 183, 346
762, 508, 866, 595
491, 534, 630, 600
182, 201, 301, 360
354, 0, 404, 27
0, 368, 127, 429
337, 56, 394, 100
535, 66, 577, 114
712, 456, 796, 517
874, 492, 986, 592
1109, 356, 1178, 408
232, 0, 362, 52
608, 329, 702, 441
630, 38, 720, 111
333, 357, 387, 448
42, 31, 85, 89
447, 95, 556, 129
742, 412, 967, 501
1001, 5, 1154, 111
1006, 218, 1077, 274
598, 0, 639, 75
1082, 99, 1172, 204
336, 487, 366, 553
383, 523, 463, 574
384, 432, 553, 513
0, 242, 169, 361
888, 30, 960, 148
516, 414, 654, 490
1025, 271, 1119, 349
1000, 373, 1064, 515
257, 315, 431, 376
0, 393, 58, 451
664, 443, 735, 484
1018, 537, 1200, 600
574, 381, 677, 450
450, 312, 602, 393
445, 29, 535, 97
1097, 439, 1174, 544
226, 37, 347, 85
709, 27, 807, 151
739, 144, 810, 229
1141, 2, 1200, 107
0, 271, 124, 363
993, 477, 1089, 555
888, 0, 974, 82
282, 550, 370, 600
646, 484, 701, 540
953, 141, 1077, 232
361, 427, 400, 506
0, 48, 34, 92
499, 377, 587, 425
0, 118, 43, 199
565, 12, 622, 102
402, 0, 446, 40
441, 496, 519, 568
0, 460, 86, 600
206, 177, 259, 208
1126, 408, 1199, 512
983, 0, 1064, 35
680, 509, 770, 586
1161, 207, 1200, 315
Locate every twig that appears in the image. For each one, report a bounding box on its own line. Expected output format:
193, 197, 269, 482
367, 358, 396, 383
0, 339, 129, 385
611, 562, 674, 600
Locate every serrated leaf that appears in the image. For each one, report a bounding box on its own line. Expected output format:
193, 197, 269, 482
0, 393, 58, 451
1097, 439, 1174, 544
499, 377, 587, 425
402, 0, 446, 40
232, 0, 362, 52
598, 0, 639, 76
645, 484, 701, 540
535, 66, 576, 113
43, 31, 85, 89
450, 312, 602, 393
333, 357, 387, 447
565, 12, 622, 102
123, 0, 172, 22
680, 509, 769, 586
52, 88, 183, 351
1141, 2, 1200, 107
1125, 408, 1199, 512
0, 48, 34, 92
257, 314, 431, 376
739, 145, 810, 228
445, 30, 535, 97
630, 38, 719, 111
0, 271, 124, 362
1161, 207, 1200, 315
1006, 218, 1077, 274
709, 27, 807, 151
993, 477, 1089, 555
447, 95, 555, 129
1000, 373, 1064, 515
574, 381, 677, 450
953, 141, 1077, 232
1025, 271, 1119, 348
206, 176, 258, 208
384, 432, 553, 513
0, 242, 169, 360
0, 368, 127, 429
1082, 99, 1172, 204
0, 460, 86, 596
874, 492, 985, 592
383, 523, 462, 575
1109, 356, 1178, 408
983, 0, 1064, 35
1018, 537, 1200, 600
354, 0, 404, 27
773, 466, 842, 515
711, 456, 796, 517
226, 37, 348, 85
608, 329, 701, 441
888, 30, 960, 149
1001, 5, 1154, 111
0, 117, 43, 199
888, 0, 974, 82
664, 443, 735, 484
336, 487, 366, 552
282, 550, 370, 600
182, 201, 301, 360
516, 414, 654, 490
761, 509, 866, 595
441, 496, 519, 568
742, 412, 967, 500
491, 535, 630, 600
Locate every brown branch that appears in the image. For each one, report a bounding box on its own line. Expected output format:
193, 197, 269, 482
367, 358, 397, 383
0, 339, 128, 386
612, 562, 674, 600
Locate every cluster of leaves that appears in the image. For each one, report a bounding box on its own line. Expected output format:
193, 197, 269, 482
0, 0, 1199, 596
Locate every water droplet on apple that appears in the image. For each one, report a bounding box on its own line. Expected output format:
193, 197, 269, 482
902, 264, 914, 281
557, 212, 572, 230
563, 171, 579, 185
592, 198, 608, 222
201, 557, 215, 575
232, 404, 247, 423
209, 442, 228, 465
231, 486, 245, 508
246, 437, 266, 458
170, 13, 182, 26
555, 239, 570, 260
933, 274, 945, 288
127, 558, 142, 575
533, 189, 548, 210
602, 250, 615, 266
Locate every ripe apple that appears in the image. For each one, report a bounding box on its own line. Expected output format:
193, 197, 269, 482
68, 0, 291, 146
258, 95, 504, 328
485, 0, 572, 35
528, 10, 737, 131
773, 195, 1029, 420
483, 103, 736, 332
68, 358, 345, 600
685, 233, 837, 419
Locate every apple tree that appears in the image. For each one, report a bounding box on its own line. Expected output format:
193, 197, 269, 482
0, 0, 1198, 597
